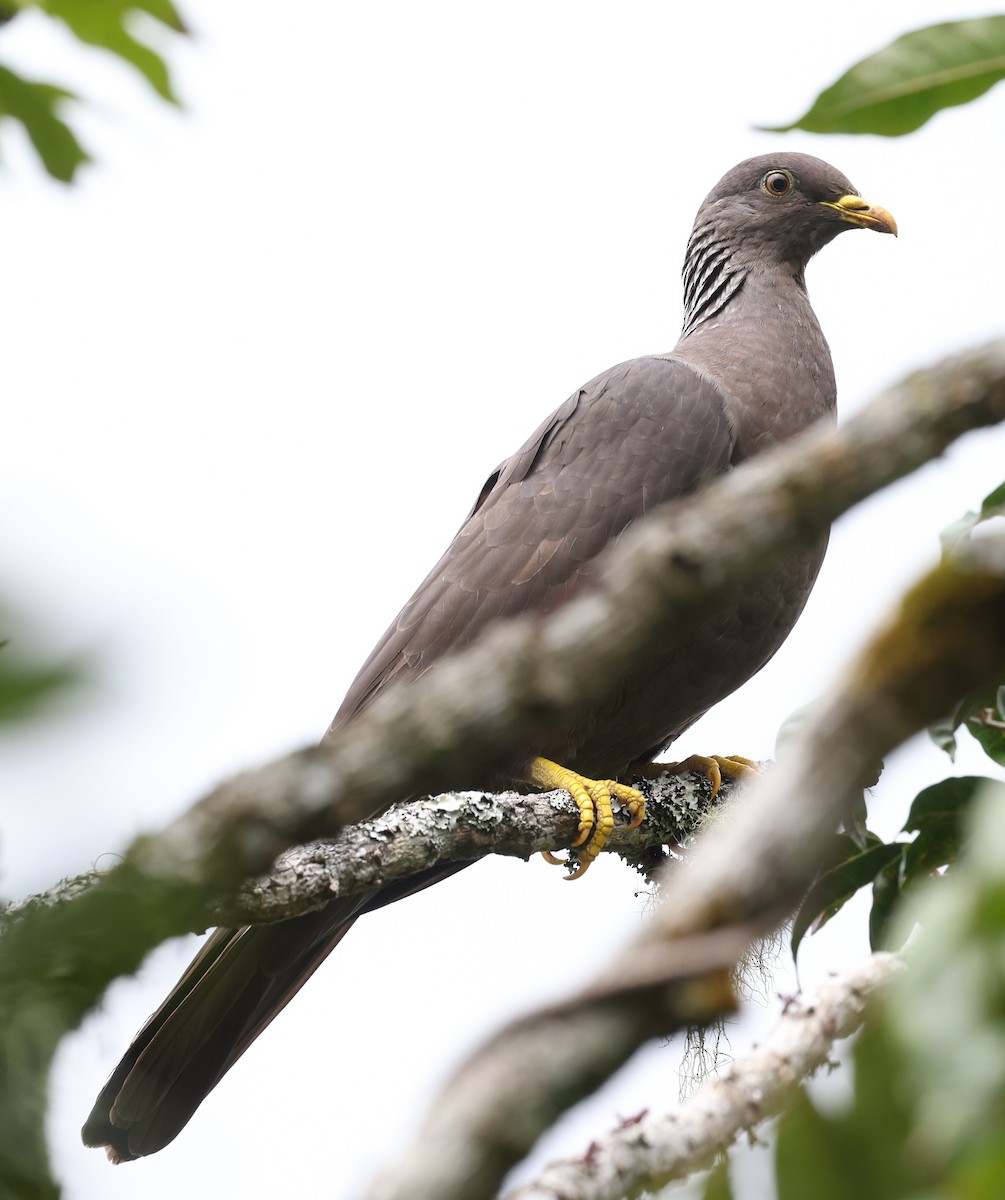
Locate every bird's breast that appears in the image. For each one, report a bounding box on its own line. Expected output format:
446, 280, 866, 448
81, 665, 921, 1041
545, 537, 828, 778
674, 279, 836, 460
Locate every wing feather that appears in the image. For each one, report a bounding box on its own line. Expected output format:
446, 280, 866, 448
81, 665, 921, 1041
328, 355, 734, 733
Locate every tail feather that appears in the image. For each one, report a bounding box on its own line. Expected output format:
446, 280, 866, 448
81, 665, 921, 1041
82, 896, 369, 1162
82, 861, 470, 1162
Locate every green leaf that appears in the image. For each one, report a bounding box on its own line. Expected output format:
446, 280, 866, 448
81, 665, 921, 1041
868, 777, 978, 955
843, 1021, 917, 1189
869, 775, 1001, 948
776, 1089, 845, 1200
928, 707, 960, 759
885, 781, 1005, 1162
0, 63, 88, 181
929, 684, 1005, 766
791, 836, 901, 961
699, 1159, 734, 1200
0, 2, 188, 180
980, 481, 1005, 515
0, 609, 90, 721
0, 642, 86, 722
930, 484, 1005, 758
968, 704, 1005, 768
782, 783, 1005, 1197
902, 775, 991, 837
39, 0, 186, 103
869, 852, 908, 951
776, 1084, 896, 1200
940, 511, 980, 559
776, 1024, 921, 1199
0, 655, 82, 722
983, 480, 1005, 513
843, 790, 870, 850
763, 16, 1005, 136
951, 1140, 1005, 1200
870, 778, 987, 949
940, 478, 1005, 558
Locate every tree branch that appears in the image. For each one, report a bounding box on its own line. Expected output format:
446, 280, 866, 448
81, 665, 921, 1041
223, 767, 717, 925
132, 337, 1005, 907
361, 533, 1005, 1200
0, 770, 720, 932
14, 335, 1001, 947
505, 952, 903, 1200
3, 338, 1005, 1197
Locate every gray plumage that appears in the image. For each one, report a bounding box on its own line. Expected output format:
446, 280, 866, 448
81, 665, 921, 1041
83, 153, 895, 1162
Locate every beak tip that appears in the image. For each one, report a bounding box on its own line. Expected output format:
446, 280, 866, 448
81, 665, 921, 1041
874, 207, 898, 237
826, 195, 898, 237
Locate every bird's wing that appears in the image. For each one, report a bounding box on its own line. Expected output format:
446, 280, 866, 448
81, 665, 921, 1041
82, 358, 734, 1163
329, 354, 735, 730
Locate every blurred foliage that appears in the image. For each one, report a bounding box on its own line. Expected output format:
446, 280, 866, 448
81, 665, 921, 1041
792, 482, 1005, 961
791, 775, 999, 960
701, 782, 1005, 1200
0, 0, 186, 181
699, 1159, 734, 1199
929, 684, 1005, 765
930, 482, 1005, 762
776, 782, 1005, 1197
702, 486, 1005, 1194
0, 601, 91, 1198
775, 1021, 920, 1198
0, 602, 88, 723
790, 833, 900, 960
766, 15, 1005, 136
938, 481, 1005, 561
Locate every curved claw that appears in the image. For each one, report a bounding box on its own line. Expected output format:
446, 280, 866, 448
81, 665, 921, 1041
620, 786, 645, 830
529, 757, 645, 879
663, 753, 761, 798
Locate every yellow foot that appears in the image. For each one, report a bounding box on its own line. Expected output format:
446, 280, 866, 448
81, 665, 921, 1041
529, 756, 645, 880
661, 753, 760, 798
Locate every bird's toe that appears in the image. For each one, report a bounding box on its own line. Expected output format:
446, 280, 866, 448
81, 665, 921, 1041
530, 757, 645, 879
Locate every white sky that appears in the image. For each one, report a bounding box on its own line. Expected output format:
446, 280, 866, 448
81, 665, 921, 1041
1, 2, 1004, 1197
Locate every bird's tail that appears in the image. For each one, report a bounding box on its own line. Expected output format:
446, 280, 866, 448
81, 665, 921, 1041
82, 861, 468, 1162
81, 895, 371, 1163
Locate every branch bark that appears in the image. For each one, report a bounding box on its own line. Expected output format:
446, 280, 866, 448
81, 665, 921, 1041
132, 336, 1005, 902
362, 533, 1005, 1200
225, 766, 717, 924
9, 336, 1003, 955
1, 769, 719, 931
505, 952, 904, 1200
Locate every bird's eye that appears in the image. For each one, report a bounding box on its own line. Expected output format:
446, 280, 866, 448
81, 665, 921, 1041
761, 170, 794, 197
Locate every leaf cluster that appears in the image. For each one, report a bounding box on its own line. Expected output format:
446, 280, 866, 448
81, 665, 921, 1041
791, 483, 1005, 963
0, 0, 186, 181
752, 779, 1005, 1200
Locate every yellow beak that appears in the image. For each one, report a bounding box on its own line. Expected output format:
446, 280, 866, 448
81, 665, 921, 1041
821, 194, 898, 236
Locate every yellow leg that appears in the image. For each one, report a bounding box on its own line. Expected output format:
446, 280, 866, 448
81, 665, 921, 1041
661, 753, 760, 798
529, 756, 645, 880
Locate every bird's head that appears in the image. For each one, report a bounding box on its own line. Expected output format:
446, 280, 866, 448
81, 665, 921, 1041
694, 152, 897, 269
